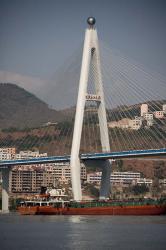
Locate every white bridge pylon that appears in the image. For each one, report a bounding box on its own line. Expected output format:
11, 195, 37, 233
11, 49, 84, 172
70, 17, 111, 201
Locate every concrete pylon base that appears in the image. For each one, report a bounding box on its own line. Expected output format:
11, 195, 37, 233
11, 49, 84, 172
99, 160, 111, 200
70, 157, 82, 201
85, 159, 111, 199
2, 168, 10, 213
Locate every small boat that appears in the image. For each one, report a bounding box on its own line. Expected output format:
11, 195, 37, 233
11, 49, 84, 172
17, 197, 166, 216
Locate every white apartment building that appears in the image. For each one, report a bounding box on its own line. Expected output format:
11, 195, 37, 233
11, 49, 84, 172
0, 147, 16, 154
137, 178, 153, 186
141, 104, 148, 117
154, 111, 164, 119
159, 179, 166, 186
0, 148, 47, 161
108, 118, 132, 129
129, 116, 142, 130
15, 150, 47, 159
163, 104, 166, 114
111, 171, 141, 184
86, 171, 151, 186
0, 153, 12, 160
143, 113, 153, 121
0, 147, 16, 160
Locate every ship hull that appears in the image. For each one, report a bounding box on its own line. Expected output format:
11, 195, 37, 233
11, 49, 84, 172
18, 205, 166, 216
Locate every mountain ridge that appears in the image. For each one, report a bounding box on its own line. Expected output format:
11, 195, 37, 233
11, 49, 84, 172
0, 83, 65, 129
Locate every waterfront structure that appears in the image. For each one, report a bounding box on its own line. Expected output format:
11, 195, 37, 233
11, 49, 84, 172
70, 17, 111, 201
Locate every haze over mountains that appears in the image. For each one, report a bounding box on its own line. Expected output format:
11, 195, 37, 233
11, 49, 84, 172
1, 82, 166, 130
0, 83, 66, 129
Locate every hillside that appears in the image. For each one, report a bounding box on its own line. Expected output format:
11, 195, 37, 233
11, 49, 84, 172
0, 83, 65, 129
107, 100, 166, 122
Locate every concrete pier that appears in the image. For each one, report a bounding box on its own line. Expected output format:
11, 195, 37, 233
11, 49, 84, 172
1, 168, 10, 213
99, 160, 111, 199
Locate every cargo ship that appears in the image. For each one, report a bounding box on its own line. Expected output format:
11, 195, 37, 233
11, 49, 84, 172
18, 196, 166, 216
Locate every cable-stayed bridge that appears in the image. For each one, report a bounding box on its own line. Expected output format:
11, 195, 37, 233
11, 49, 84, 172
0, 148, 166, 167
1, 17, 166, 212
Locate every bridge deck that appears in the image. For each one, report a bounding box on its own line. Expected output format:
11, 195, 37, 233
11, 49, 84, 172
0, 148, 166, 168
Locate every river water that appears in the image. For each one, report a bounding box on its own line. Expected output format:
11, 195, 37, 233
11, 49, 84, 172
0, 213, 166, 250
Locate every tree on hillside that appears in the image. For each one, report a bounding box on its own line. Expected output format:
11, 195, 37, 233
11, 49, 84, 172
132, 184, 149, 195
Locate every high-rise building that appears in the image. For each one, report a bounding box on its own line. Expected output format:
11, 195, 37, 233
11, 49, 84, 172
140, 104, 148, 116
163, 104, 166, 114
10, 163, 87, 193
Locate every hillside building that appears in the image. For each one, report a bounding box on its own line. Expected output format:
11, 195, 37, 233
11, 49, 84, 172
163, 104, 166, 114
0, 147, 16, 160
10, 163, 87, 193
86, 171, 152, 186
141, 104, 148, 117
154, 111, 164, 119
15, 150, 47, 159
108, 118, 132, 129
129, 116, 142, 130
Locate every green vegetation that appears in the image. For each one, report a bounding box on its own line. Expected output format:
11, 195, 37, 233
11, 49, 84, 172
57, 121, 73, 136
131, 184, 149, 195
115, 160, 124, 171
0, 83, 65, 129
84, 183, 99, 197
0, 134, 54, 151
2, 127, 33, 133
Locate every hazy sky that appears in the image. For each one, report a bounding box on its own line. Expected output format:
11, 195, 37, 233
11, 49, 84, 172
0, 0, 166, 108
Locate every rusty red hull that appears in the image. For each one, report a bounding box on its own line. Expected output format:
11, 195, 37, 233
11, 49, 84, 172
18, 205, 166, 216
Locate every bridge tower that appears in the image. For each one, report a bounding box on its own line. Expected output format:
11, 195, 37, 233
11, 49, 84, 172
70, 17, 111, 201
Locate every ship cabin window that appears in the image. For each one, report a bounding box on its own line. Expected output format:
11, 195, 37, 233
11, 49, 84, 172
20, 202, 25, 207
35, 203, 40, 206
27, 202, 34, 206
41, 203, 47, 206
